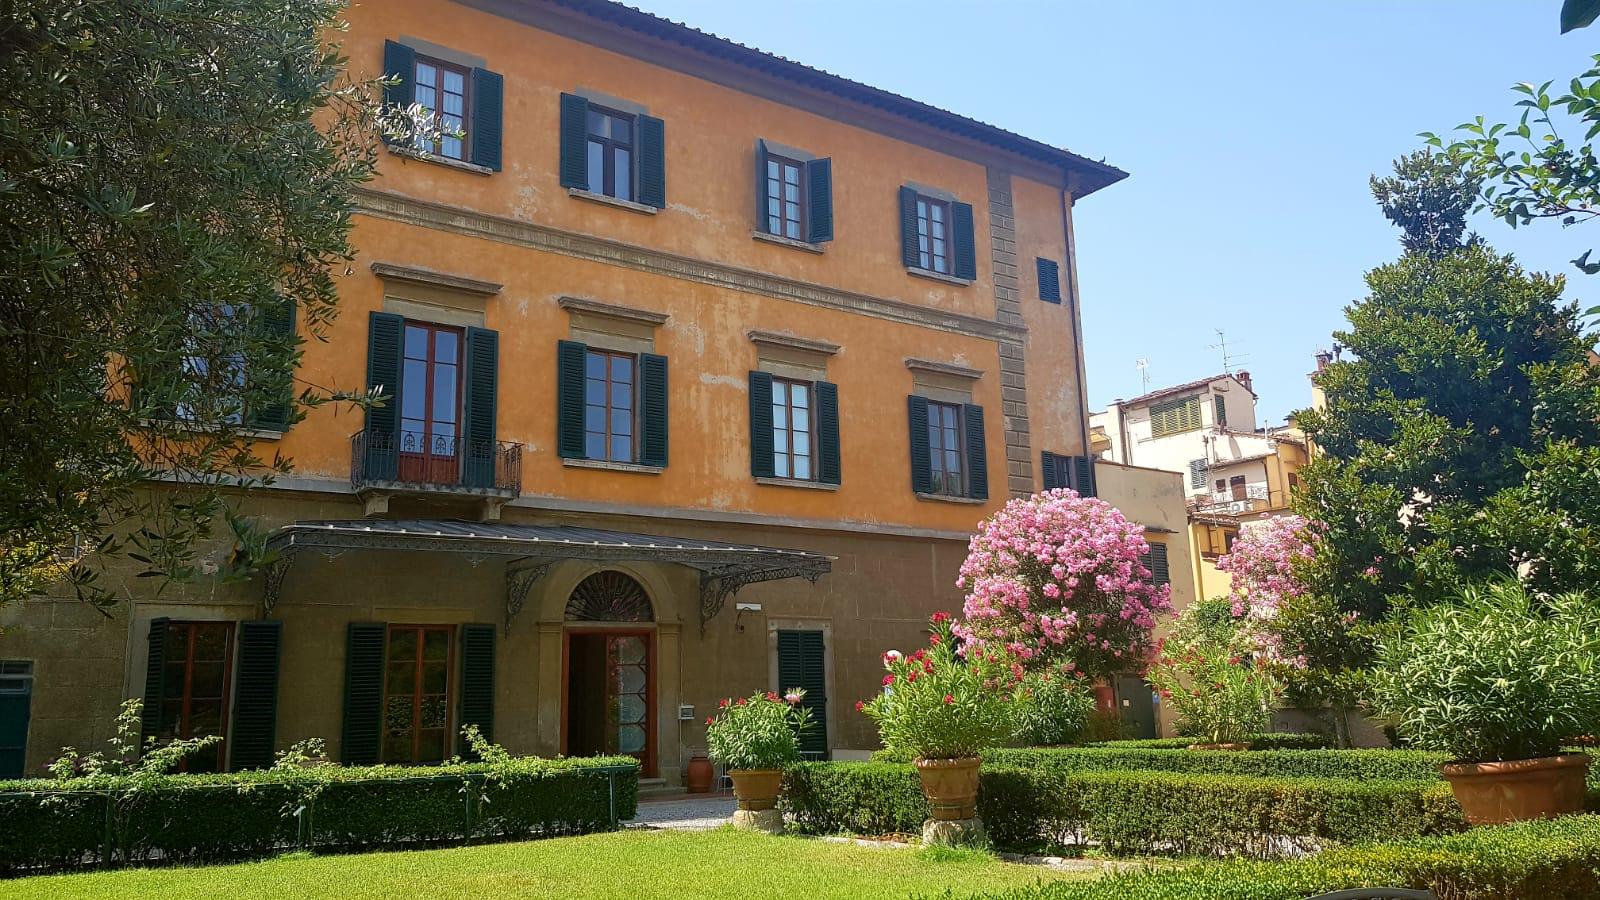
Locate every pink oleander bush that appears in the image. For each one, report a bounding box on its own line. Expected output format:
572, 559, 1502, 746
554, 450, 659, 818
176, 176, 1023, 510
955, 490, 1171, 679
1216, 514, 1317, 668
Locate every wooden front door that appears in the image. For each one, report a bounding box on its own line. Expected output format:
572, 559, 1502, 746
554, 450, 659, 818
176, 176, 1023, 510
398, 321, 462, 484
563, 630, 655, 777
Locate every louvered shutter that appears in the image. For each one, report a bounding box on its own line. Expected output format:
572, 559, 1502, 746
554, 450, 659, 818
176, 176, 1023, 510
341, 623, 386, 765
637, 114, 666, 208
1041, 451, 1065, 490
556, 340, 588, 459
951, 201, 977, 281
247, 295, 297, 432
364, 312, 404, 480
748, 371, 775, 478
907, 395, 932, 493
1214, 395, 1227, 428
382, 41, 416, 144
458, 624, 495, 757
898, 187, 920, 269
462, 327, 499, 488
806, 158, 834, 243
230, 620, 283, 770
777, 630, 828, 757
1149, 543, 1170, 586
754, 140, 770, 230
815, 380, 841, 485
558, 93, 589, 189
639, 353, 669, 467
1189, 458, 1210, 489
1073, 454, 1096, 498
1037, 258, 1061, 303
139, 618, 171, 749
963, 403, 989, 500
469, 68, 503, 171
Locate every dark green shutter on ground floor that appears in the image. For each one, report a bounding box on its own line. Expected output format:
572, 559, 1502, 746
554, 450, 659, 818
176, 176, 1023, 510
458, 624, 495, 758
230, 620, 283, 771
0, 665, 31, 779
139, 618, 170, 748
777, 630, 828, 758
342, 622, 387, 766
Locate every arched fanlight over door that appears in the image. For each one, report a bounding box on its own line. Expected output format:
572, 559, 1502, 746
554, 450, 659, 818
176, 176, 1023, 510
564, 571, 654, 623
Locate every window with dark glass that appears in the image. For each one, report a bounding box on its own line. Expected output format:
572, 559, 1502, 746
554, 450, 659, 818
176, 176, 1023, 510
1230, 475, 1247, 501
413, 56, 469, 160
585, 349, 636, 462
175, 304, 245, 424
586, 107, 634, 201
915, 196, 952, 274
399, 322, 462, 484
771, 378, 814, 480
383, 624, 453, 765
157, 622, 233, 773
764, 155, 806, 240
926, 400, 965, 495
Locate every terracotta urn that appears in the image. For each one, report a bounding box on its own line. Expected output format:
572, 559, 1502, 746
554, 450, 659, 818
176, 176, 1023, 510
914, 756, 982, 821
1187, 742, 1252, 751
1440, 753, 1591, 825
728, 768, 784, 811
685, 753, 714, 794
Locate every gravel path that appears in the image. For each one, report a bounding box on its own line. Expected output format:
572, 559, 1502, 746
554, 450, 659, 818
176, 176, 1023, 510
628, 796, 736, 830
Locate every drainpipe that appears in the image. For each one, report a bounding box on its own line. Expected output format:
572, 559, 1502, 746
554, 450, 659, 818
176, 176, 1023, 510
1060, 186, 1094, 470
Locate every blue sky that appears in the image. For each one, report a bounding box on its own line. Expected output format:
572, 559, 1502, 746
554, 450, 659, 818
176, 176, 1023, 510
629, 0, 1598, 425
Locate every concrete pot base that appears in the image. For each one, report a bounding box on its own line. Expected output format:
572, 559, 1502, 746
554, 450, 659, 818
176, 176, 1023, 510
922, 816, 986, 848
731, 808, 784, 834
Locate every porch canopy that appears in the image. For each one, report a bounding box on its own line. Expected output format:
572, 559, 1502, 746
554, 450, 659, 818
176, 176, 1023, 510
260, 519, 832, 632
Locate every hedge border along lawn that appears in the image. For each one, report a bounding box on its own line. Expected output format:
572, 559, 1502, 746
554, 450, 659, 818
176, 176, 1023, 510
0, 755, 639, 875
783, 761, 1466, 857
871, 746, 1449, 783
967, 813, 1600, 900
1087, 733, 1331, 751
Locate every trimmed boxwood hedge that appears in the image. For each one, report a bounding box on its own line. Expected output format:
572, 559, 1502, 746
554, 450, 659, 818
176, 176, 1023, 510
0, 756, 638, 875
871, 745, 1448, 781
1087, 733, 1333, 751
783, 761, 1465, 856
973, 813, 1600, 900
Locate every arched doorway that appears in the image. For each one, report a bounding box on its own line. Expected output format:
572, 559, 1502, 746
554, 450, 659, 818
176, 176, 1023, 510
562, 571, 656, 775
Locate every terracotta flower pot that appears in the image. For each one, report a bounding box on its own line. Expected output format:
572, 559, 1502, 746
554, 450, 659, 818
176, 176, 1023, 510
1187, 742, 1252, 751
1439, 753, 1591, 825
914, 756, 982, 821
685, 754, 714, 794
728, 768, 783, 811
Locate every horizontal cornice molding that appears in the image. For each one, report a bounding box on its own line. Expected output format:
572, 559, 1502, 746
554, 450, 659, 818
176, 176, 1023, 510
371, 262, 503, 296
353, 188, 1025, 344
904, 357, 984, 380
558, 295, 670, 326
747, 330, 840, 356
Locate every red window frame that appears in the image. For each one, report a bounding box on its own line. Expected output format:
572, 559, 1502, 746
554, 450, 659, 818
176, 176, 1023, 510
770, 377, 815, 480
764, 155, 807, 241
382, 624, 455, 766
413, 54, 472, 160
160, 621, 234, 773
584, 348, 636, 463
399, 321, 463, 484
926, 400, 965, 496
915, 195, 951, 274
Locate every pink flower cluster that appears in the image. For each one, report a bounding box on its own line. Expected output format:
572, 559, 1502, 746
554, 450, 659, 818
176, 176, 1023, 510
954, 489, 1171, 678
1216, 514, 1316, 667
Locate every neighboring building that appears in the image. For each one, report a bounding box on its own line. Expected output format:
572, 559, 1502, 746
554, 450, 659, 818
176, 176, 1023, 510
1090, 371, 1308, 603
0, 0, 1124, 781
1091, 461, 1197, 738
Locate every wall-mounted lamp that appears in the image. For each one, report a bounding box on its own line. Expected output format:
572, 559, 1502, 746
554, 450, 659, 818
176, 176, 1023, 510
734, 602, 762, 632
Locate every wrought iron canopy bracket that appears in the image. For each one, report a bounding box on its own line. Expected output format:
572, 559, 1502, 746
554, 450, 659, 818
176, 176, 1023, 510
260, 548, 299, 619
505, 559, 553, 635
699, 564, 825, 635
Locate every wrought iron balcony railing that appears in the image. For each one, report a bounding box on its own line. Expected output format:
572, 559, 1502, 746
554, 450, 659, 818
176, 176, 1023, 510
1188, 484, 1283, 516
351, 429, 521, 495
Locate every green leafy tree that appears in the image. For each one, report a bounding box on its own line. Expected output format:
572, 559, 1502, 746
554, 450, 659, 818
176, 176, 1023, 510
0, 1, 422, 605
1369, 150, 1480, 258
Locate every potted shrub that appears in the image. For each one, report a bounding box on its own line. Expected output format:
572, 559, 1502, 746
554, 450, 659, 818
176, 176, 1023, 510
1370, 580, 1600, 824
705, 688, 811, 829
1145, 599, 1282, 750
860, 613, 1017, 828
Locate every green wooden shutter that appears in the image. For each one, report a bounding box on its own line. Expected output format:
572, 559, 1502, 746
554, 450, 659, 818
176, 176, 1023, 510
952, 201, 977, 281
1037, 257, 1061, 303
469, 68, 503, 171
777, 630, 828, 758
754, 140, 770, 230
815, 380, 841, 485
458, 624, 496, 757
230, 620, 283, 770
806, 158, 834, 243
382, 41, 416, 141
639, 352, 669, 467
139, 618, 171, 749
637, 114, 666, 208
1214, 395, 1227, 428
247, 295, 297, 432
462, 327, 499, 488
0, 678, 29, 780
907, 395, 932, 494
341, 622, 386, 766
748, 370, 775, 478
556, 340, 588, 459
898, 186, 920, 269
963, 403, 988, 500
558, 93, 589, 189
1041, 451, 1065, 490
1148, 543, 1170, 586
1074, 455, 1096, 498
365, 312, 404, 480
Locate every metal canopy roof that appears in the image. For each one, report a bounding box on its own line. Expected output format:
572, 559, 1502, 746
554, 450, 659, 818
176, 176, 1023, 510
262, 519, 832, 632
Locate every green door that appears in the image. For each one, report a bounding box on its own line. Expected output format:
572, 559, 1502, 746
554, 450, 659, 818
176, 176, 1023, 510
0, 662, 33, 779
1115, 675, 1157, 740
777, 630, 828, 759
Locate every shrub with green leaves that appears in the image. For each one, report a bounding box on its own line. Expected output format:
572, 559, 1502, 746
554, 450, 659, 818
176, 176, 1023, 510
860, 613, 1017, 760
1089, 733, 1330, 750
1013, 671, 1095, 747
1370, 580, 1600, 761
705, 689, 812, 771
1146, 602, 1282, 745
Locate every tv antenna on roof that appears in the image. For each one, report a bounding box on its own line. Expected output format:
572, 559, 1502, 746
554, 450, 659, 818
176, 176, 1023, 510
1209, 330, 1248, 374
1135, 358, 1150, 393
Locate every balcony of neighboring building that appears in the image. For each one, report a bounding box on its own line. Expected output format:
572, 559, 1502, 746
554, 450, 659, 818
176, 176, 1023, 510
350, 429, 521, 519
1187, 482, 1288, 517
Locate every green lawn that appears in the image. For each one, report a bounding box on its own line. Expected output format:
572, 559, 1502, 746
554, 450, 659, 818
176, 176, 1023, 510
3, 828, 1101, 899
